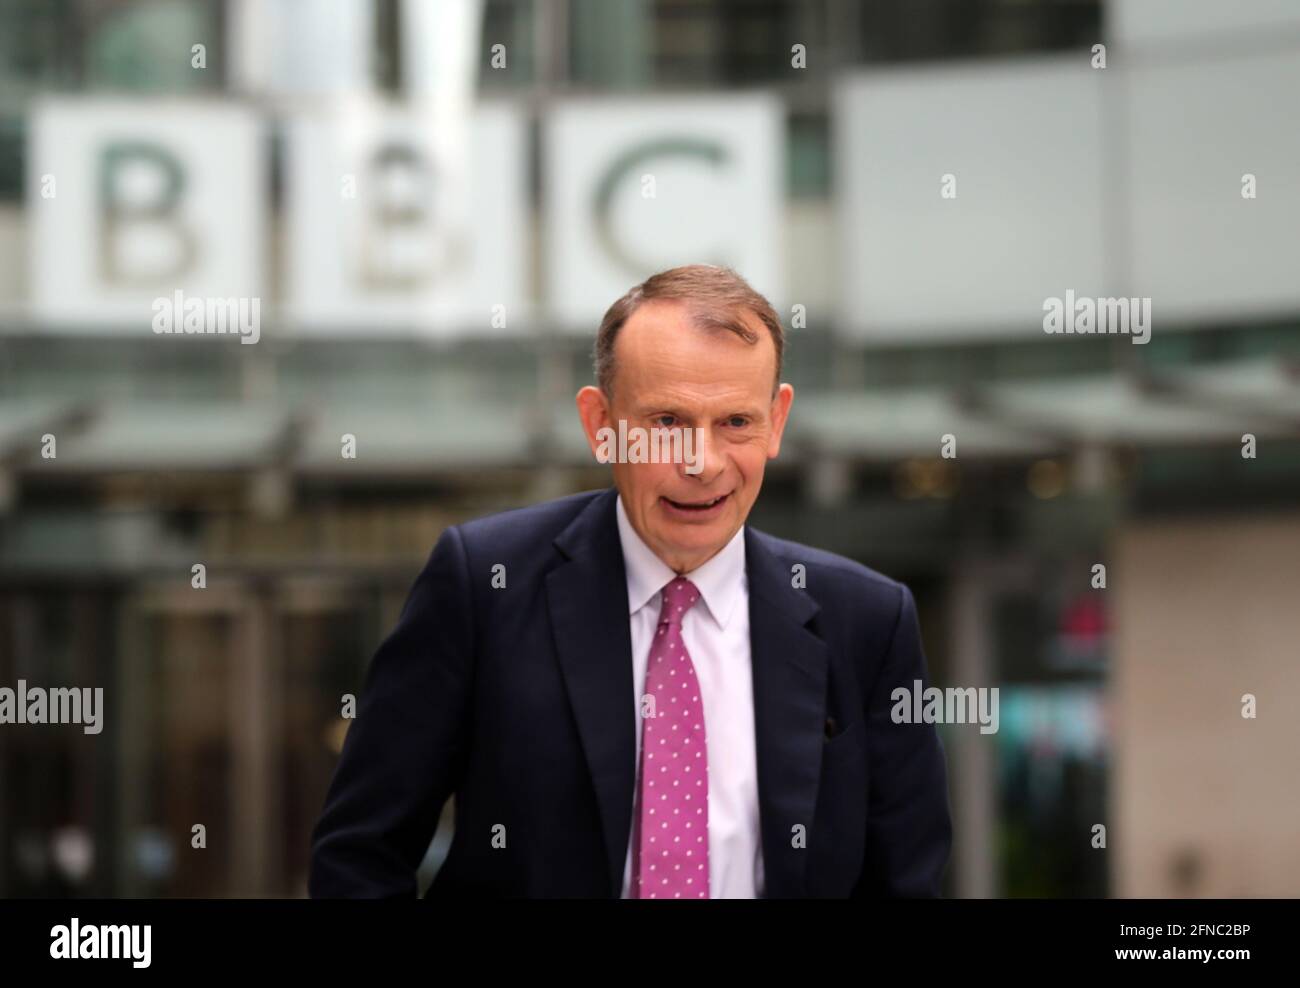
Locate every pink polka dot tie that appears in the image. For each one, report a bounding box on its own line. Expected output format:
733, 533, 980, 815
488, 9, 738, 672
631, 577, 709, 899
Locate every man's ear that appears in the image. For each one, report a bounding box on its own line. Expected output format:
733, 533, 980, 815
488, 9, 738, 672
575, 386, 614, 460
766, 383, 795, 459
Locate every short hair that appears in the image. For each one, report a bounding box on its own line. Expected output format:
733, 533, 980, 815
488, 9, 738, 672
593, 264, 784, 397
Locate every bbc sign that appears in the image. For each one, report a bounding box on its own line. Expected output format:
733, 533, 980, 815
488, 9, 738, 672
29, 100, 265, 329
26, 95, 784, 340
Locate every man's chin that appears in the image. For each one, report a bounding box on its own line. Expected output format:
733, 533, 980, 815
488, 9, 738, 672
652, 516, 743, 567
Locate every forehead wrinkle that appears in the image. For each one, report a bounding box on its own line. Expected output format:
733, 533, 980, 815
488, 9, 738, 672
614, 313, 779, 410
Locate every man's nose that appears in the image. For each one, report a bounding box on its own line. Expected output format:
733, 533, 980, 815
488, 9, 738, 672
682, 427, 725, 482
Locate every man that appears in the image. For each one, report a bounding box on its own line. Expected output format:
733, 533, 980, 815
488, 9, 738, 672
309, 264, 951, 898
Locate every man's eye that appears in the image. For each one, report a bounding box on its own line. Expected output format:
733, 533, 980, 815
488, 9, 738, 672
653, 415, 677, 428
726, 416, 749, 428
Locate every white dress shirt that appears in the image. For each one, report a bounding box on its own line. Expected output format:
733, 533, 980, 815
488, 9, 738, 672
616, 495, 765, 898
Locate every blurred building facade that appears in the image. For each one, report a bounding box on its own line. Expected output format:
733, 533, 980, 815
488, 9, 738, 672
0, 0, 1297, 898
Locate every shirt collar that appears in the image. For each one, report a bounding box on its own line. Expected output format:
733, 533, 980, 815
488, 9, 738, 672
615, 494, 747, 629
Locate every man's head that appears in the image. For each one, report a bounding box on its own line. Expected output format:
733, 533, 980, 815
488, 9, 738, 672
576, 265, 794, 574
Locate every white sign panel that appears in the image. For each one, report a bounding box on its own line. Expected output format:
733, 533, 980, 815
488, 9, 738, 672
834, 58, 1109, 341
1124, 49, 1300, 324
1111, 0, 1300, 46
28, 100, 264, 329
545, 96, 783, 330
284, 101, 527, 334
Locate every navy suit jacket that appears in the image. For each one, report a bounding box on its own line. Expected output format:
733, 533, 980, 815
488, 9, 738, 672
309, 487, 951, 898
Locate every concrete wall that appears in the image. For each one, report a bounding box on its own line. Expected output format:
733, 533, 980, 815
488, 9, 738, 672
1113, 513, 1300, 896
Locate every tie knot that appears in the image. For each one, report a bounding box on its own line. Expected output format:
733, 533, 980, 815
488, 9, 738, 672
659, 577, 701, 627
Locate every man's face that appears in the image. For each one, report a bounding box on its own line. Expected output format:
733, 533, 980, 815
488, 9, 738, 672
576, 299, 794, 574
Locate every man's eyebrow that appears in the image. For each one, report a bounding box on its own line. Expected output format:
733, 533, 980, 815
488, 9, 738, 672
631, 399, 699, 416
631, 402, 766, 420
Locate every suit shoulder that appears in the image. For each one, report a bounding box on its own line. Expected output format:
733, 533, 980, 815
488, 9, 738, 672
452, 488, 605, 555
750, 529, 908, 600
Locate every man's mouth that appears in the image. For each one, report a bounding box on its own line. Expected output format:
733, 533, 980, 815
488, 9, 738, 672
661, 493, 730, 513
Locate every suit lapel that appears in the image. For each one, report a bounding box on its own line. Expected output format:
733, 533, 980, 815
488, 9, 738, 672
745, 528, 828, 898
545, 489, 637, 896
